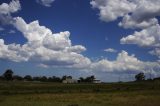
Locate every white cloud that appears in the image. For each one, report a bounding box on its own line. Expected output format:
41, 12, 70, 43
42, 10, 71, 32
120, 24, 160, 47
90, 0, 160, 29
66, 45, 86, 53
104, 48, 117, 53
119, 15, 158, 29
0, 0, 21, 14
120, 0, 160, 29
0, 17, 91, 69
0, 0, 21, 25
90, 0, 136, 22
120, 24, 160, 59
0, 39, 28, 62
91, 51, 160, 74
0, 0, 159, 77
36, 0, 55, 7
149, 48, 160, 58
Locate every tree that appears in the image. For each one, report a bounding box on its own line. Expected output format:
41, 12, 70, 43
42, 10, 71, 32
90, 75, 95, 82
40, 76, 48, 82
62, 75, 67, 81
52, 76, 61, 82
135, 72, 145, 81
24, 75, 32, 81
67, 76, 72, 79
85, 75, 96, 83
3, 69, 13, 81
79, 77, 84, 82
13, 75, 23, 81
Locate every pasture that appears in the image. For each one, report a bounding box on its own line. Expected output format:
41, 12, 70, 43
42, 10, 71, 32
0, 81, 160, 106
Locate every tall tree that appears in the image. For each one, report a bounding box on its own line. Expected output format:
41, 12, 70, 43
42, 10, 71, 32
135, 72, 145, 81
3, 69, 13, 81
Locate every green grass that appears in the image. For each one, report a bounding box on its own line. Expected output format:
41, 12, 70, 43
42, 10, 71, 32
0, 81, 160, 106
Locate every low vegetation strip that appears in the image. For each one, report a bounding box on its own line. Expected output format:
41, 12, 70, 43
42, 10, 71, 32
0, 81, 160, 95
0, 88, 160, 106
0, 81, 160, 106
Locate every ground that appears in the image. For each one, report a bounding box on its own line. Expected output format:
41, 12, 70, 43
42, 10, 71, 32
0, 81, 160, 106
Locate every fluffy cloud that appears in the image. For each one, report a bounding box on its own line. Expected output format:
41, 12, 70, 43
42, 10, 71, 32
120, 24, 160, 58
0, 17, 91, 69
90, 0, 160, 29
0, 0, 160, 77
0, 0, 21, 14
0, 0, 21, 25
104, 48, 117, 53
121, 24, 160, 47
120, 0, 160, 29
149, 48, 160, 58
90, 0, 136, 22
91, 51, 160, 74
119, 15, 158, 29
36, 0, 55, 7
0, 39, 28, 62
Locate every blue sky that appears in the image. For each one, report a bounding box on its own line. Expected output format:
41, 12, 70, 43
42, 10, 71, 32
0, 0, 160, 82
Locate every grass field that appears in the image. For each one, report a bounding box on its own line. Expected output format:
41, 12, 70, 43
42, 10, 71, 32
0, 81, 160, 106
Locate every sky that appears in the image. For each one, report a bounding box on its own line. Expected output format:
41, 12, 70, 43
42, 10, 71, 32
0, 0, 160, 82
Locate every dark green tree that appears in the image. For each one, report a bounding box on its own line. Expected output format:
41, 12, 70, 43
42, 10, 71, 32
85, 75, 95, 82
24, 75, 32, 81
3, 69, 13, 81
62, 75, 67, 80
40, 76, 48, 82
13, 75, 23, 81
90, 75, 95, 82
135, 72, 145, 81
79, 77, 84, 82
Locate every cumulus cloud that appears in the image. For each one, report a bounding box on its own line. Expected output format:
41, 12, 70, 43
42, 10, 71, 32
90, 0, 160, 29
91, 51, 160, 74
120, 0, 160, 29
0, 0, 21, 14
149, 48, 160, 58
104, 48, 117, 53
0, 0, 159, 77
121, 24, 160, 47
0, 0, 21, 25
36, 0, 55, 7
119, 15, 158, 29
90, 0, 136, 22
0, 17, 91, 69
120, 24, 160, 58
90, 0, 160, 77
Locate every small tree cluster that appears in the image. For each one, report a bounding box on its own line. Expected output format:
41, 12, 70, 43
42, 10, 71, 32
78, 75, 95, 83
135, 72, 145, 81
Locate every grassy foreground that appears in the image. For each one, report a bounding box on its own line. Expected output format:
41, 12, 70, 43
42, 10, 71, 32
0, 81, 160, 106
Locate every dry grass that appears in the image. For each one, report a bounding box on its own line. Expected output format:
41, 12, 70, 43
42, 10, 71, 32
0, 90, 160, 106
0, 81, 160, 106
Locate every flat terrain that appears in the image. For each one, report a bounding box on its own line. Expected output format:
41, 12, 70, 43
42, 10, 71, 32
0, 81, 160, 106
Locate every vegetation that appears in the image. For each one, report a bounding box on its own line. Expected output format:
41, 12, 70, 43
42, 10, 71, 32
0, 81, 160, 106
0, 69, 160, 106
135, 72, 145, 81
0, 70, 98, 83
3, 69, 13, 81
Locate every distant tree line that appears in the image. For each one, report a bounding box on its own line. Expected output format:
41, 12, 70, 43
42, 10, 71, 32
0, 69, 160, 82
0, 69, 97, 83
